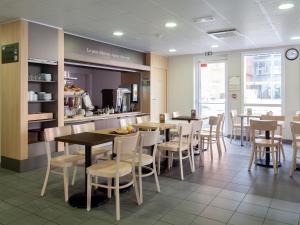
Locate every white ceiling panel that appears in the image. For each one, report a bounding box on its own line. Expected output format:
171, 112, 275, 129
0, 0, 300, 55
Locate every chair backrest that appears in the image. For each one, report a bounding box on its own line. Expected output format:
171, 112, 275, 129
293, 116, 300, 122
290, 122, 300, 145
172, 111, 180, 118
230, 110, 238, 124
114, 133, 139, 174
162, 112, 172, 121
178, 123, 192, 149
139, 130, 160, 161
250, 119, 277, 142
72, 122, 95, 134
44, 126, 72, 163
191, 120, 203, 146
260, 115, 285, 134
136, 115, 150, 124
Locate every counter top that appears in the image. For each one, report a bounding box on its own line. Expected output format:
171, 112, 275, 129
64, 112, 148, 124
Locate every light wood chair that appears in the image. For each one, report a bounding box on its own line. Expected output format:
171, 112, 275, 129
248, 120, 280, 174
120, 117, 137, 128
217, 113, 227, 153
136, 130, 160, 203
172, 111, 181, 118
136, 115, 150, 124
290, 122, 300, 176
259, 115, 286, 161
86, 133, 141, 221
199, 116, 220, 160
41, 126, 85, 202
157, 123, 193, 180
191, 120, 203, 167
230, 110, 250, 143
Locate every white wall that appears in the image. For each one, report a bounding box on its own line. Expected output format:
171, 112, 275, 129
167, 46, 300, 140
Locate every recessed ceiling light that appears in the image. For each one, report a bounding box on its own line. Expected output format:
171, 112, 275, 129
211, 44, 219, 48
278, 3, 294, 10
290, 36, 300, 40
194, 16, 215, 23
169, 48, 176, 53
113, 31, 124, 36
165, 22, 177, 28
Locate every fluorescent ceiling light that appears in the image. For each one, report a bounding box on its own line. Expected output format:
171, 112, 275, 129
169, 48, 176, 53
278, 3, 294, 9
211, 44, 219, 48
113, 31, 124, 36
290, 36, 300, 40
194, 16, 215, 23
165, 22, 177, 28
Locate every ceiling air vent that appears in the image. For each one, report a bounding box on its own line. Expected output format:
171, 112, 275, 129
207, 29, 240, 39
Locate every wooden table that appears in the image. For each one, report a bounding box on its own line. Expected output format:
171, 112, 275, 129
238, 114, 260, 146
55, 132, 115, 208
172, 116, 203, 123
133, 122, 176, 142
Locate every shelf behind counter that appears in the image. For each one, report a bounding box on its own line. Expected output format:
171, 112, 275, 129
64, 112, 148, 125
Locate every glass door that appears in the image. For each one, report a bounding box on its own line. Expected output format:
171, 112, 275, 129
197, 62, 226, 117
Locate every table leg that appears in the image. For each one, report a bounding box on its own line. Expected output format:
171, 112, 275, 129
69, 145, 108, 208
241, 116, 244, 146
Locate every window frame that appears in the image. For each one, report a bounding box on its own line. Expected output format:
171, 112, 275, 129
241, 49, 285, 115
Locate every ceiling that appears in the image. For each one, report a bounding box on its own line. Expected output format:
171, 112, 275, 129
0, 0, 300, 55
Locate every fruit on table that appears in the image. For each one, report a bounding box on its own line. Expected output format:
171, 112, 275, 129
127, 125, 134, 132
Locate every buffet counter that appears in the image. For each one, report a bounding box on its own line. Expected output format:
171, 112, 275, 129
64, 112, 147, 124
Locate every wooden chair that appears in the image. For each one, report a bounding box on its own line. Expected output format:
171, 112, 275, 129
136, 130, 160, 203
290, 122, 300, 177
172, 111, 181, 118
248, 120, 280, 174
157, 123, 193, 180
217, 113, 227, 153
41, 126, 85, 202
136, 115, 150, 124
230, 110, 250, 143
259, 115, 286, 161
86, 133, 141, 221
199, 116, 220, 160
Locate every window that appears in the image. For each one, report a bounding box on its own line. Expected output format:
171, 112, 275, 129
243, 51, 283, 115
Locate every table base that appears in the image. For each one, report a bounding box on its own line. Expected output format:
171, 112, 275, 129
255, 159, 281, 168
69, 191, 108, 208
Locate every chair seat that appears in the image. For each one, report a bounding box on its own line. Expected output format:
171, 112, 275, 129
87, 160, 132, 178
200, 131, 217, 137
254, 138, 280, 146
76, 146, 112, 157
51, 154, 84, 167
122, 153, 153, 166
158, 141, 189, 152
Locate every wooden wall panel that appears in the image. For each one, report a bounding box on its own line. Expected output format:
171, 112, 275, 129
1, 20, 28, 160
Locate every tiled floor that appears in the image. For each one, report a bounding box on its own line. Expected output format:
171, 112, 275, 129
0, 139, 300, 225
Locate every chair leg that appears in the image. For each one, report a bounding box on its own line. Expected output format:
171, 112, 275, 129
157, 151, 161, 175
248, 145, 255, 171
153, 161, 160, 193
138, 165, 143, 204
280, 143, 286, 161
107, 178, 112, 199
230, 128, 234, 143
63, 166, 69, 202
187, 149, 194, 173
41, 165, 51, 196
179, 151, 184, 180
289, 145, 297, 177
222, 136, 227, 152
271, 147, 277, 175
132, 170, 141, 206
199, 138, 204, 167
115, 177, 120, 221
71, 166, 77, 186
87, 174, 92, 211
217, 138, 222, 157
209, 138, 213, 161
190, 146, 195, 172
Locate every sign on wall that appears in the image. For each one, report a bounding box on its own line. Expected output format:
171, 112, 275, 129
1, 43, 19, 64
64, 34, 145, 65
